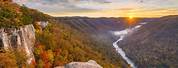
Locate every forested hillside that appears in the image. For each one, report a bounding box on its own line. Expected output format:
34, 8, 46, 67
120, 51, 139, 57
0, 1, 125, 68
119, 15, 178, 68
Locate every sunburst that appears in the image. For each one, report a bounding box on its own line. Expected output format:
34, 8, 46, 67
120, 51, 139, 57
129, 16, 134, 19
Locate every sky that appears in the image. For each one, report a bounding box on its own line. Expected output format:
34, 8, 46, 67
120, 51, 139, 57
13, 0, 178, 17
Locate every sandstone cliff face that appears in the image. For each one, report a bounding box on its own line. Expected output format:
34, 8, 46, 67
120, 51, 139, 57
0, 24, 36, 64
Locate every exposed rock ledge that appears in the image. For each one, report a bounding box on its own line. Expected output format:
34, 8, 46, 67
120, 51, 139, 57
0, 24, 36, 64
55, 60, 103, 68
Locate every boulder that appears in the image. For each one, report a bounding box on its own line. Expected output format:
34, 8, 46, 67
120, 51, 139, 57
55, 60, 103, 68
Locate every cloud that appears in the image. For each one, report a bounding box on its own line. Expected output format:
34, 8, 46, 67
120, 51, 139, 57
14, 0, 112, 12
13, 0, 178, 17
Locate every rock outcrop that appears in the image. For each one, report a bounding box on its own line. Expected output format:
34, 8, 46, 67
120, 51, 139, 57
55, 60, 103, 68
36, 21, 49, 29
0, 24, 36, 64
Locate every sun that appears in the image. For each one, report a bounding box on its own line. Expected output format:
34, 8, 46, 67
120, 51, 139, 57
127, 15, 136, 26
129, 16, 134, 19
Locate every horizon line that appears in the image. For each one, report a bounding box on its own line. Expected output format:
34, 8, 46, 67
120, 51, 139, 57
52, 15, 178, 18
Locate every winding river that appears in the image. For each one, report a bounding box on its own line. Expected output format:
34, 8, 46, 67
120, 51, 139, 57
112, 22, 147, 68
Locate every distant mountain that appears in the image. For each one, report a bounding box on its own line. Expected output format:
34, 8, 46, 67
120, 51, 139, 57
55, 17, 155, 33
119, 15, 178, 68
55, 17, 157, 68
55, 17, 155, 42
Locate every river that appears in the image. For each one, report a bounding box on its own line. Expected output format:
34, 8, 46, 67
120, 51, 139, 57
112, 22, 147, 68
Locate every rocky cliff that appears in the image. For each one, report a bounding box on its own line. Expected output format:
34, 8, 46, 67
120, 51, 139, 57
0, 24, 35, 64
